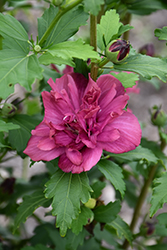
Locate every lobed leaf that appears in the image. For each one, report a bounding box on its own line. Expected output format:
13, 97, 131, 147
45, 169, 92, 236
97, 9, 122, 51
38, 5, 89, 47
13, 189, 50, 233
0, 120, 20, 132
114, 54, 167, 82
155, 26, 167, 41
110, 72, 139, 89
97, 160, 125, 198
0, 50, 43, 99
83, 0, 104, 16
150, 172, 167, 217
39, 39, 99, 67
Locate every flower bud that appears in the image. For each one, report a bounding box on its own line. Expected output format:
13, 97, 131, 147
51, 0, 63, 6
105, 39, 130, 64
151, 107, 167, 127
34, 45, 41, 52
84, 198, 96, 209
1, 103, 17, 117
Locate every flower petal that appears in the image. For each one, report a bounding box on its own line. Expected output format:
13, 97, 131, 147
66, 148, 83, 165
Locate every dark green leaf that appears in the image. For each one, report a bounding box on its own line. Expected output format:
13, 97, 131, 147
66, 229, 86, 250
106, 216, 133, 245
38, 5, 89, 47
157, 213, 167, 225
9, 114, 42, 155
2, 34, 29, 53
83, 0, 104, 16
93, 200, 121, 223
0, 120, 20, 132
45, 169, 92, 236
71, 206, 94, 235
107, 145, 158, 164
150, 172, 167, 217
110, 72, 139, 89
114, 54, 167, 82
155, 26, 167, 41
154, 224, 167, 237
13, 189, 50, 233
97, 9, 122, 51
0, 50, 43, 99
97, 160, 125, 198
91, 181, 106, 199
145, 244, 167, 250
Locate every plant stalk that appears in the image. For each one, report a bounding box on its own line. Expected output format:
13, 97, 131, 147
90, 14, 98, 81
122, 139, 166, 249
39, 0, 83, 46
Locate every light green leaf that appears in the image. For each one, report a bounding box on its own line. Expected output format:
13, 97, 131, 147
40, 39, 99, 67
107, 145, 158, 164
110, 72, 139, 89
97, 9, 122, 51
93, 200, 121, 223
106, 215, 133, 245
9, 114, 42, 155
71, 206, 94, 235
2, 34, 29, 54
39, 53, 75, 67
83, 0, 104, 16
150, 172, 167, 217
45, 169, 92, 236
155, 26, 167, 41
0, 13, 29, 42
13, 189, 50, 233
118, 24, 134, 37
97, 160, 125, 198
38, 5, 89, 47
114, 54, 167, 82
0, 120, 20, 132
0, 49, 43, 99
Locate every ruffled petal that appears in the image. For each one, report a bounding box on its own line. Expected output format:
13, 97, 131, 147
66, 148, 83, 165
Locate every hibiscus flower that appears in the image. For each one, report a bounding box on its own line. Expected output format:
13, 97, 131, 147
24, 73, 141, 173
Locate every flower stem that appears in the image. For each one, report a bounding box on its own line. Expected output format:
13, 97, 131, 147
39, 0, 83, 47
90, 14, 98, 81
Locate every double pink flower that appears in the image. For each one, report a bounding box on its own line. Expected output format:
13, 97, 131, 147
24, 73, 141, 173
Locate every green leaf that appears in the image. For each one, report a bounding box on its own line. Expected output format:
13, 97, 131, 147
91, 181, 106, 199
155, 26, 167, 41
114, 54, 167, 82
83, 0, 104, 16
39, 52, 73, 66
0, 50, 43, 99
97, 9, 122, 51
97, 160, 125, 198
9, 114, 42, 155
118, 24, 134, 37
38, 5, 89, 47
0, 120, 20, 132
45, 169, 92, 236
107, 145, 158, 164
150, 172, 167, 217
145, 244, 167, 250
93, 200, 121, 223
110, 72, 139, 89
66, 230, 86, 250
2, 34, 29, 54
157, 213, 167, 225
106, 215, 133, 245
0, 13, 29, 42
71, 206, 94, 235
40, 39, 99, 67
13, 189, 50, 233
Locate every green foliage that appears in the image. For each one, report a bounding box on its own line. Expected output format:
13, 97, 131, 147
83, 0, 104, 16
45, 169, 92, 236
150, 172, 167, 217
114, 53, 167, 82
39, 39, 99, 67
0, 119, 20, 132
9, 114, 42, 156
38, 5, 89, 47
93, 200, 121, 223
97, 160, 125, 198
97, 9, 122, 51
106, 215, 133, 245
155, 26, 167, 41
110, 71, 139, 89
0, 50, 43, 99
